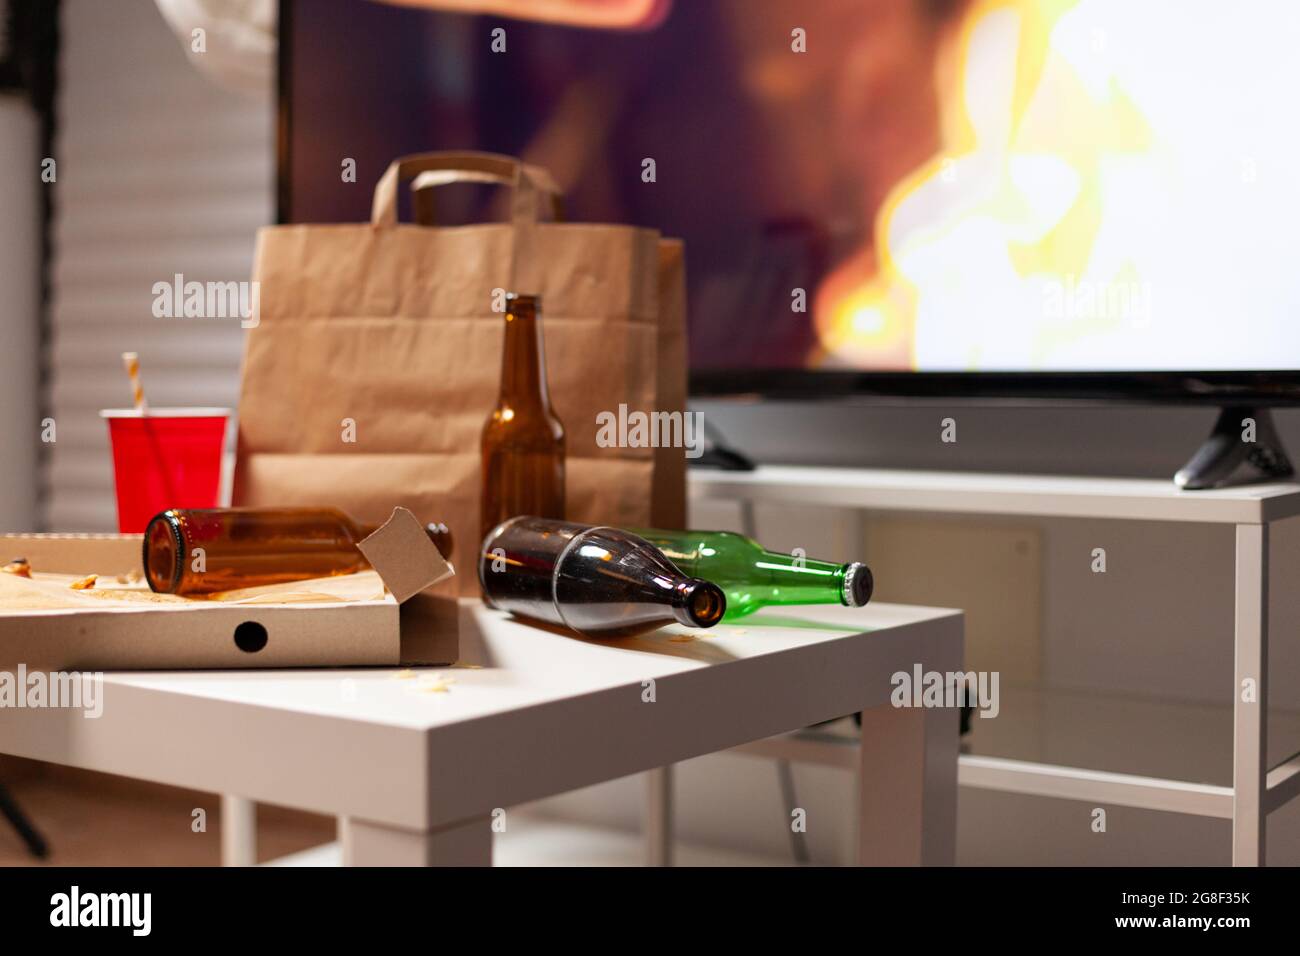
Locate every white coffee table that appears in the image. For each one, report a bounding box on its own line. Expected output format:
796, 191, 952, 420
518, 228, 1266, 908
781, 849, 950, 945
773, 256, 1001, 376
0, 599, 962, 866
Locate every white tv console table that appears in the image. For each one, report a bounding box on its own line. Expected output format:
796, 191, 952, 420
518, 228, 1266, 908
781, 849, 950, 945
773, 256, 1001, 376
689, 465, 1300, 866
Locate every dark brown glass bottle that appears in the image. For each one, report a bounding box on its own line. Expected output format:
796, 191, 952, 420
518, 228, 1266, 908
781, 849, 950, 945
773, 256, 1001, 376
143, 507, 454, 596
478, 516, 726, 638
480, 293, 566, 544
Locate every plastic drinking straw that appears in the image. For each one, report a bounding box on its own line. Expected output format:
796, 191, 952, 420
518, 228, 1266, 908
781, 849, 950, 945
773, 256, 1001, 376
121, 350, 178, 514
121, 351, 149, 413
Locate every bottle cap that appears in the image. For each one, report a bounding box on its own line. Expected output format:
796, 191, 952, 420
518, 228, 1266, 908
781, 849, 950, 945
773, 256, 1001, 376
841, 562, 874, 608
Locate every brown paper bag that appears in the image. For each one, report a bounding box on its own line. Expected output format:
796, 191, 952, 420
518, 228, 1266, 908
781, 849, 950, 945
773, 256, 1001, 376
233, 152, 687, 594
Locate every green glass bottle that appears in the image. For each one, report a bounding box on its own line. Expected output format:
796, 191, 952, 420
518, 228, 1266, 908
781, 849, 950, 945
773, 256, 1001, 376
629, 528, 873, 621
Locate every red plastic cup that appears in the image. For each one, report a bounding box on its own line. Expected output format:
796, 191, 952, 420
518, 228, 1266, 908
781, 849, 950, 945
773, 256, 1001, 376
101, 408, 230, 533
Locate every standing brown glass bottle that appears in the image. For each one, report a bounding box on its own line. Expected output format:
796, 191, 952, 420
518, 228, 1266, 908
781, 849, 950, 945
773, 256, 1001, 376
481, 293, 566, 543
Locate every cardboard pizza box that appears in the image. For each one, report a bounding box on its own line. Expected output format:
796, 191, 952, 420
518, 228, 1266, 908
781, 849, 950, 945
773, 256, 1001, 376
0, 508, 457, 670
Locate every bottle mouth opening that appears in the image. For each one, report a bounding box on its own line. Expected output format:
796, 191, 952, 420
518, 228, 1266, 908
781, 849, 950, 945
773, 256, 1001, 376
676, 580, 726, 628
841, 562, 874, 608
142, 510, 184, 594
504, 292, 540, 317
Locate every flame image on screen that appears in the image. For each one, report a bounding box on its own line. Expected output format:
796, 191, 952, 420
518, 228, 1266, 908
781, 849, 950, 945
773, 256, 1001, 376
813, 0, 1300, 372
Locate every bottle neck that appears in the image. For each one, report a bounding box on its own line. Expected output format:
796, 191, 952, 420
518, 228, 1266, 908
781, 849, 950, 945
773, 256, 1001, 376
499, 306, 551, 406
751, 551, 866, 608
757, 548, 844, 580
754, 546, 842, 574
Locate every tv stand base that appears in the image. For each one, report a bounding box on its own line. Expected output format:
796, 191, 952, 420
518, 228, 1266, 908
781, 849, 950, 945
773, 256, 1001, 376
1174, 406, 1294, 490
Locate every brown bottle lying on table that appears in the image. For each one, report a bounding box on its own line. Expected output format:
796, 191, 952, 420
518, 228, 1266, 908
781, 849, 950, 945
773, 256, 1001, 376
143, 507, 454, 596
478, 515, 726, 638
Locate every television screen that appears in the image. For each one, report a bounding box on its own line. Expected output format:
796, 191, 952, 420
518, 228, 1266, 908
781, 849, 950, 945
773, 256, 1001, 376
282, 0, 1300, 388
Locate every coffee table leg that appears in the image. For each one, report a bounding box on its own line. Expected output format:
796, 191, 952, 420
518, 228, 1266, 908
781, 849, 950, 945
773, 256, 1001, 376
645, 766, 673, 866
340, 815, 492, 866
856, 699, 958, 866
220, 795, 256, 867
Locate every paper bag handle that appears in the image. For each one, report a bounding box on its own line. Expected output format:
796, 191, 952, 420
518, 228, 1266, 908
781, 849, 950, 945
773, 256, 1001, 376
370, 151, 563, 228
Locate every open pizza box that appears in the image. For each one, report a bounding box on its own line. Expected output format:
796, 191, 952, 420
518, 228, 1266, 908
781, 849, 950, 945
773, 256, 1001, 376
0, 508, 457, 671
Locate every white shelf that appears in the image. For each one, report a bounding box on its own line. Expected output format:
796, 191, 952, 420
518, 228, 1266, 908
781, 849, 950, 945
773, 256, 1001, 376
736, 684, 1300, 820
965, 684, 1300, 786
741, 687, 1300, 784
693, 463, 1297, 863
692, 465, 1300, 525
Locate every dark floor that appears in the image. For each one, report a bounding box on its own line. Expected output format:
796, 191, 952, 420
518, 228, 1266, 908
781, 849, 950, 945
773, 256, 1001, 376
0, 756, 335, 866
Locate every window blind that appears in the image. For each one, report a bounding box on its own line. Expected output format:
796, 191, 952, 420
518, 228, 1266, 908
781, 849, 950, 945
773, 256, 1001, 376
43, 0, 272, 530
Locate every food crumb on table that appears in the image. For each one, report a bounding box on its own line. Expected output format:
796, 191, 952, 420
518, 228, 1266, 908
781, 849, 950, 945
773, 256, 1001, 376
2, 558, 31, 578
